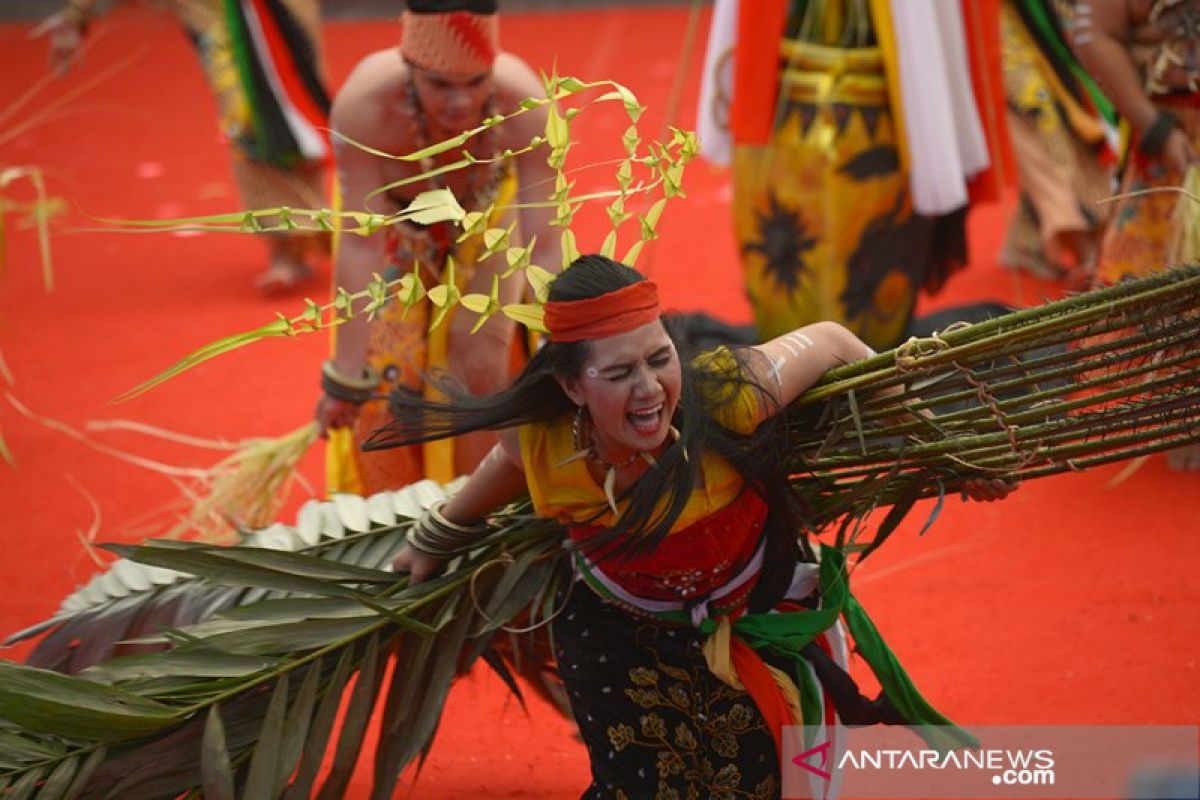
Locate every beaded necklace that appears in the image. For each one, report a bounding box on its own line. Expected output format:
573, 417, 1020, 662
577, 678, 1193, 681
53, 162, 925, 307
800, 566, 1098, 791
554, 407, 656, 515
391, 78, 503, 267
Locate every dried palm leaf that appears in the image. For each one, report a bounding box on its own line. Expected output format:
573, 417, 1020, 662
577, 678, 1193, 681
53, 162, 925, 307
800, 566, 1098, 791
1166, 166, 1200, 265
779, 264, 1200, 555
3, 397, 317, 544
145, 421, 318, 543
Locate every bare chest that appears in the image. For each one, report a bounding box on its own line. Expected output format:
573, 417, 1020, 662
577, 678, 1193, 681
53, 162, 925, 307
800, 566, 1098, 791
371, 103, 507, 214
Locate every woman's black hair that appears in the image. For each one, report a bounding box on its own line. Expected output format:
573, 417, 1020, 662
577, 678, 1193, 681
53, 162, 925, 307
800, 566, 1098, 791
365, 254, 811, 581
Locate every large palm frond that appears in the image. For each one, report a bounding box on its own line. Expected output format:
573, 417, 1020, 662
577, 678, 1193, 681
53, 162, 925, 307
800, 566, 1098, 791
2, 479, 566, 799
5, 481, 454, 671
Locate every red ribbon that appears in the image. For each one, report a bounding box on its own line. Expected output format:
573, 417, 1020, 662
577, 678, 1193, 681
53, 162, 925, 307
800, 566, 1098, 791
728, 633, 794, 760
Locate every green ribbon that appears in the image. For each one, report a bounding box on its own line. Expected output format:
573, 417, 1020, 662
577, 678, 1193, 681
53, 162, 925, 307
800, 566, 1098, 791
700, 545, 977, 752
1023, 0, 1117, 126
221, 0, 266, 151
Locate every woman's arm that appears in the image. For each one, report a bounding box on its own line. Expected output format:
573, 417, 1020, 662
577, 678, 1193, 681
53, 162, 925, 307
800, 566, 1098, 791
442, 428, 527, 520
744, 322, 1017, 503
441, 55, 559, 471
314, 65, 396, 437
392, 427, 528, 583
744, 321, 874, 422
503, 59, 562, 278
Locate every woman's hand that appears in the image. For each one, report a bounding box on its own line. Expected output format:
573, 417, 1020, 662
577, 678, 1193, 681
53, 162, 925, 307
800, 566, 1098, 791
391, 544, 444, 585
1162, 127, 1199, 177
960, 477, 1017, 503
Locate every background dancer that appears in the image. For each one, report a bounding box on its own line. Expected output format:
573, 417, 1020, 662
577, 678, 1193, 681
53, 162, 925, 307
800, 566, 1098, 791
35, 0, 333, 293
316, 0, 561, 494
1072, 0, 1200, 469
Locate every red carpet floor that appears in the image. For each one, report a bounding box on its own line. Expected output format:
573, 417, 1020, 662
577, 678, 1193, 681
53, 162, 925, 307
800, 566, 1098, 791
1, 6, 1197, 798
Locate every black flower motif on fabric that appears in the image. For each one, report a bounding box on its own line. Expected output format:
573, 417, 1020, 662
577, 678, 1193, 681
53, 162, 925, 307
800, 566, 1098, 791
743, 191, 818, 294
840, 192, 930, 324
836, 144, 899, 181
554, 584, 779, 799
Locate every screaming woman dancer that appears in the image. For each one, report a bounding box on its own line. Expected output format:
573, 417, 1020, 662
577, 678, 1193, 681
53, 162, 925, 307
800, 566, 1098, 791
372, 254, 1013, 798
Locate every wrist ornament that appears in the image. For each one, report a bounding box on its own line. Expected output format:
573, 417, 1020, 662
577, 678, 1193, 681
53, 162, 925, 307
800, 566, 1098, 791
1138, 110, 1180, 158
320, 360, 381, 405
406, 502, 488, 558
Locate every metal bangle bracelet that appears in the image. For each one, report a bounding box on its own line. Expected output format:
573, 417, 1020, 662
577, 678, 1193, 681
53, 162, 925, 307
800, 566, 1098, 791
406, 515, 477, 558
321, 359, 381, 391
427, 502, 488, 536
319, 372, 373, 405
405, 526, 459, 558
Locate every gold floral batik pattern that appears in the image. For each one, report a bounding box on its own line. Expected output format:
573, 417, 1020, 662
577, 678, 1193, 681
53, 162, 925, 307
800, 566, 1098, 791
553, 578, 779, 800
605, 663, 776, 800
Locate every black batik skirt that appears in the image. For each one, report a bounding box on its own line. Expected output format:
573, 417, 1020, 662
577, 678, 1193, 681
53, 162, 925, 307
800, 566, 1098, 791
551, 578, 781, 800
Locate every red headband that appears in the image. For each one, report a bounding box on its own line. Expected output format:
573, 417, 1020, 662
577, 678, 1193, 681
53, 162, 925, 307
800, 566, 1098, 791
400, 11, 499, 77
543, 281, 662, 343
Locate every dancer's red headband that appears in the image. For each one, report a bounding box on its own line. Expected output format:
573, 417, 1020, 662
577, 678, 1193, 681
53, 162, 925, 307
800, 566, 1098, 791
400, 11, 499, 77
543, 281, 662, 343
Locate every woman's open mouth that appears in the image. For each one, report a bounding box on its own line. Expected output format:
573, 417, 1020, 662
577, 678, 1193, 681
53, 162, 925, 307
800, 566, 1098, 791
626, 403, 664, 436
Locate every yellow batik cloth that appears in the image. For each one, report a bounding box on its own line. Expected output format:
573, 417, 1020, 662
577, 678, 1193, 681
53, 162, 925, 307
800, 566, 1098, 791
734, 40, 922, 350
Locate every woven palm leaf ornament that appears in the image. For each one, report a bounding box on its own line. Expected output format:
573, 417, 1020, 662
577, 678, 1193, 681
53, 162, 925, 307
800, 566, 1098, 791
778, 267, 1200, 549
102, 74, 695, 402
1, 71, 1199, 794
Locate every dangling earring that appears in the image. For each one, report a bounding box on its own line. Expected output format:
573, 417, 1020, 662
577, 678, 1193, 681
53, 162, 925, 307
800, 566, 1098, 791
554, 404, 592, 469
563, 404, 642, 515
670, 422, 688, 463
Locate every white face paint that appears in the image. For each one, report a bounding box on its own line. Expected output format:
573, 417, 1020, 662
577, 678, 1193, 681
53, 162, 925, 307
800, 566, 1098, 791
560, 321, 682, 463
764, 330, 819, 386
